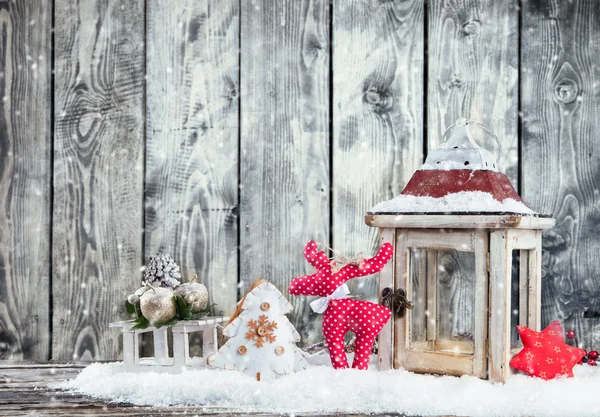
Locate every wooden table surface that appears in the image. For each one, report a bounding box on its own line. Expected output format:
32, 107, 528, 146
0, 362, 411, 417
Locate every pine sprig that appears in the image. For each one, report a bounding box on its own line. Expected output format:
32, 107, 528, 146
125, 300, 143, 319
175, 294, 191, 320
131, 316, 150, 330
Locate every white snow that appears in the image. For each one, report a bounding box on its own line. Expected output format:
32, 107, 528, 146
370, 191, 535, 214
421, 160, 488, 170
56, 355, 600, 416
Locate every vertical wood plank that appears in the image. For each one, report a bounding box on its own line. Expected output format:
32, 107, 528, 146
521, 0, 600, 349
240, 0, 330, 346
393, 230, 409, 369
377, 228, 395, 370
472, 232, 488, 378
333, 0, 424, 304
152, 328, 168, 360
202, 325, 216, 358
0, 0, 51, 360
172, 329, 189, 368
428, 0, 519, 182
122, 329, 139, 372
489, 230, 511, 382
528, 232, 542, 330
53, 0, 145, 360
145, 0, 239, 318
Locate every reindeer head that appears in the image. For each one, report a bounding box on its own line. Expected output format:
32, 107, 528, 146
288, 240, 393, 297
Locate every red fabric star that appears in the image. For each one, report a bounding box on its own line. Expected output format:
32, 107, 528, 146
510, 320, 586, 380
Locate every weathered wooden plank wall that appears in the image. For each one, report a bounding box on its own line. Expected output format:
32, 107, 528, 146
145, 0, 239, 318
0, 0, 51, 360
522, 0, 600, 347
52, 0, 145, 360
239, 0, 330, 346
0, 0, 599, 361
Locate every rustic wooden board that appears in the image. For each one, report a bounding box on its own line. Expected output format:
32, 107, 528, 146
427, 0, 519, 341
427, 0, 519, 184
0, 0, 51, 360
377, 228, 395, 370
521, 0, 600, 349
145, 0, 239, 319
239, 0, 330, 346
52, 0, 145, 360
333, 0, 424, 304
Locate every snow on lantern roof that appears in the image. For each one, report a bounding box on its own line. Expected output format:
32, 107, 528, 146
369, 118, 537, 215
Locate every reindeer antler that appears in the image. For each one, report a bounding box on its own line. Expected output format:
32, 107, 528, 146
289, 241, 394, 296
332, 242, 394, 280
303, 240, 330, 270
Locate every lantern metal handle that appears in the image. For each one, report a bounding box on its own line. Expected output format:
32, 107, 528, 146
441, 118, 503, 161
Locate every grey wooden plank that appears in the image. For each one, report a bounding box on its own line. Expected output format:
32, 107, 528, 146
428, 0, 519, 184
427, 0, 519, 340
52, 0, 145, 361
0, 0, 51, 360
521, 0, 600, 349
239, 0, 330, 347
333, 0, 424, 303
145, 0, 239, 320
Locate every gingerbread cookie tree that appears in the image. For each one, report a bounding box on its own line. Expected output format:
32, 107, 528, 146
210, 280, 307, 380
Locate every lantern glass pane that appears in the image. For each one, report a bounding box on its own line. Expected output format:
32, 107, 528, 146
435, 251, 475, 354
408, 248, 476, 355
512, 249, 536, 350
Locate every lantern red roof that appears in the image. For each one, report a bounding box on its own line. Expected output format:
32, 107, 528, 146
400, 169, 527, 205
369, 118, 536, 215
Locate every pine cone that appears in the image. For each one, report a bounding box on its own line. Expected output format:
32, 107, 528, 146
143, 254, 182, 288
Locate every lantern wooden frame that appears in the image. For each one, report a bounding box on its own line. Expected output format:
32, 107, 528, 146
366, 213, 555, 382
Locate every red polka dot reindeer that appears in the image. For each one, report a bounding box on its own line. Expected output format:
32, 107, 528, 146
289, 240, 394, 370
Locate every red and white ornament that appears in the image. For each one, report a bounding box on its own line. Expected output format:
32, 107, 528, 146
289, 241, 393, 370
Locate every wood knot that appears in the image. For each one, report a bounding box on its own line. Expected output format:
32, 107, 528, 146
227, 86, 239, 101
462, 20, 481, 36
554, 79, 578, 104
363, 87, 393, 113
449, 73, 465, 89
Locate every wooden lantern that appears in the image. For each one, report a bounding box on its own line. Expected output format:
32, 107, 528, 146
366, 119, 555, 382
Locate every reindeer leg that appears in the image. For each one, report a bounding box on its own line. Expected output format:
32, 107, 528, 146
323, 314, 349, 369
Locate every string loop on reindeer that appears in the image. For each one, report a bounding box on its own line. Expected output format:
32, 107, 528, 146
315, 242, 365, 274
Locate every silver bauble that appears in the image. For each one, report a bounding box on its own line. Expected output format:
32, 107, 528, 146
127, 294, 139, 305
140, 287, 176, 325
175, 282, 209, 313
